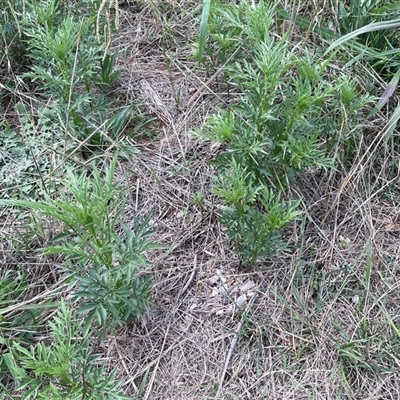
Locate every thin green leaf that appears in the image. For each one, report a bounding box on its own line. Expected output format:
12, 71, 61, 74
198, 0, 211, 63
0, 301, 62, 316
326, 18, 400, 52
50, 231, 72, 242
372, 2, 400, 15
137, 366, 151, 397
384, 102, 400, 143
374, 47, 400, 58
369, 68, 400, 117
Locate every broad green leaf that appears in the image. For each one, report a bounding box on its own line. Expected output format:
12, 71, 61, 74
2, 353, 28, 380
107, 105, 134, 137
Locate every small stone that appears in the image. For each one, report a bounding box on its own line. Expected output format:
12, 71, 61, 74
209, 288, 219, 297
236, 294, 247, 307
207, 274, 219, 285
240, 281, 256, 293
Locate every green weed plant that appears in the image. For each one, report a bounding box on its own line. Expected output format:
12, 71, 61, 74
0, 0, 153, 397
2, 301, 130, 399
0, 0, 149, 196
0, 156, 160, 339
21, 0, 132, 149
196, 0, 373, 266
0, 0, 146, 158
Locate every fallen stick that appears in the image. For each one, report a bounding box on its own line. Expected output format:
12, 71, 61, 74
216, 292, 258, 397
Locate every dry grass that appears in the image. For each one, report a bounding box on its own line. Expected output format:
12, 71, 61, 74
2, 0, 400, 399
88, 2, 400, 399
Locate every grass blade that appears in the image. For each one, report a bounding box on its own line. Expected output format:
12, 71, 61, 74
384, 101, 400, 143
326, 18, 400, 52
198, 0, 211, 63
369, 68, 400, 118
372, 2, 400, 15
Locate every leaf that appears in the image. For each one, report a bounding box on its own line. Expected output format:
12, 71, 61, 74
0, 301, 62, 316
368, 68, 400, 118
2, 353, 28, 381
51, 231, 75, 242
198, 0, 211, 63
82, 309, 98, 337
326, 18, 400, 53
372, 2, 400, 15
107, 105, 134, 137
384, 101, 400, 143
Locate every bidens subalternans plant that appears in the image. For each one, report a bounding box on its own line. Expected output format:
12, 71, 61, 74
196, 0, 373, 266
0, 156, 160, 339
3, 301, 131, 399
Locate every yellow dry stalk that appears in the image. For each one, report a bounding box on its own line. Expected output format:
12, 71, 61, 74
96, 0, 120, 57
